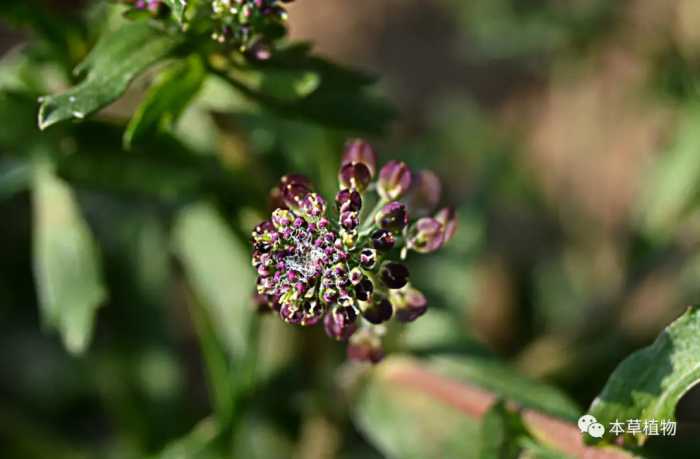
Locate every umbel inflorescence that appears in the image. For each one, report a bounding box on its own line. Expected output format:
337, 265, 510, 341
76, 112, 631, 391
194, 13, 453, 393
251, 140, 456, 363
123, 0, 292, 56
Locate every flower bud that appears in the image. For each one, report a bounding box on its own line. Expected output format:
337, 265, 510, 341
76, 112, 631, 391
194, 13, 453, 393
335, 189, 362, 213
359, 248, 377, 269
435, 207, 457, 244
323, 306, 358, 341
340, 211, 360, 231
347, 328, 384, 363
300, 193, 326, 220
375, 201, 408, 233
406, 217, 444, 253
371, 229, 395, 251
349, 267, 364, 286
378, 160, 412, 200
339, 162, 372, 192
404, 170, 442, 216
354, 277, 374, 301
379, 261, 409, 289
279, 174, 312, 209
342, 139, 377, 176
390, 285, 427, 322
360, 294, 393, 324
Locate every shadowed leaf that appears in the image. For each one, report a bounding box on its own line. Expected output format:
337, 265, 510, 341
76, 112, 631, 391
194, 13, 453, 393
124, 55, 206, 149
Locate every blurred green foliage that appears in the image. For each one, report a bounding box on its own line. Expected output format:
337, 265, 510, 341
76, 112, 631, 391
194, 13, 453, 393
3, 0, 700, 458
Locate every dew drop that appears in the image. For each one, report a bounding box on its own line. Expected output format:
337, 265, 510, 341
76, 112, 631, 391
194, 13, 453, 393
72, 111, 85, 119
68, 96, 76, 103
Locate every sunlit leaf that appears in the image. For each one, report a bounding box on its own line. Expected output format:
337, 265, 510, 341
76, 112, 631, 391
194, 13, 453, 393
354, 359, 480, 459
32, 160, 107, 354
589, 306, 700, 445
173, 203, 254, 358
353, 356, 580, 459
124, 55, 206, 149
38, 21, 181, 130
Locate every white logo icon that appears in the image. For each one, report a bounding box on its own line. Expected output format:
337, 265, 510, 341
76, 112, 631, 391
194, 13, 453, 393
578, 414, 606, 438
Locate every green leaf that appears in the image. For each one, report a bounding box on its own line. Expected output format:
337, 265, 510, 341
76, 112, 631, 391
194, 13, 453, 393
173, 203, 254, 358
589, 306, 700, 445
32, 161, 107, 354
219, 43, 396, 134
480, 401, 525, 459
161, 0, 187, 23
124, 55, 206, 149
636, 105, 700, 239
427, 356, 581, 421
38, 21, 181, 130
353, 358, 481, 459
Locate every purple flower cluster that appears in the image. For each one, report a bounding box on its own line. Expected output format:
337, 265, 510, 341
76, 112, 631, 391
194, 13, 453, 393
251, 140, 456, 362
211, 0, 292, 55
123, 0, 293, 56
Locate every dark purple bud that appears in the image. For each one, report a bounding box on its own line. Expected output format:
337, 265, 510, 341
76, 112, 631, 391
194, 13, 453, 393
354, 277, 374, 301
406, 217, 444, 253
279, 174, 312, 208
361, 294, 393, 324
391, 286, 427, 323
300, 193, 327, 219
340, 211, 360, 231
335, 189, 362, 213
375, 201, 408, 233
435, 207, 457, 244
342, 139, 377, 177
378, 160, 412, 200
380, 262, 409, 289
371, 229, 395, 251
347, 332, 384, 363
404, 170, 442, 216
359, 248, 377, 269
323, 306, 358, 341
339, 162, 372, 192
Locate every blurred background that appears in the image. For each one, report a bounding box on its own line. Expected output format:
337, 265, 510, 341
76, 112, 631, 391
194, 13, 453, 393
3, 0, 700, 457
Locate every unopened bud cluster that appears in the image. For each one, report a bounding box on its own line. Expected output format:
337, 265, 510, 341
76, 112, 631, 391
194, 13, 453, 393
122, 0, 293, 56
251, 140, 456, 363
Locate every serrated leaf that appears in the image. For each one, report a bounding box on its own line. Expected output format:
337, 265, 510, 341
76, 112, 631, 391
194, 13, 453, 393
32, 161, 107, 354
173, 203, 254, 358
38, 21, 180, 130
124, 55, 206, 149
589, 306, 700, 445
